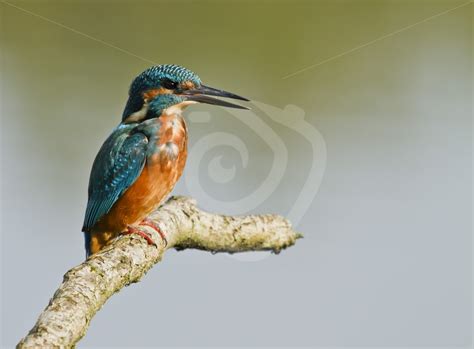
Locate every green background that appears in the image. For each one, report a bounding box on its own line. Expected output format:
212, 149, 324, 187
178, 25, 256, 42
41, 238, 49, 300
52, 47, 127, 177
1, 0, 472, 347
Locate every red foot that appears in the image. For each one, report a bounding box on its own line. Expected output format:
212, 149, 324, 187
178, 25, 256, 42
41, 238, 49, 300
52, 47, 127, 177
139, 218, 168, 247
123, 226, 157, 247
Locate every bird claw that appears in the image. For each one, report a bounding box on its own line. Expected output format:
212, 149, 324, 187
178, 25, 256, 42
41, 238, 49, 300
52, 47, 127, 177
122, 219, 167, 247
139, 218, 168, 247
123, 226, 157, 247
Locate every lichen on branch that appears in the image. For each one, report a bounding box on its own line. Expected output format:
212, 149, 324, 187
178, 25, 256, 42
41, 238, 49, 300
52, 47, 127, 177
17, 196, 302, 348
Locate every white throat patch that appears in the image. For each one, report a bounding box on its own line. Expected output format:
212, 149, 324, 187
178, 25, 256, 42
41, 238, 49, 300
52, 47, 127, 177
162, 101, 197, 116
123, 102, 149, 123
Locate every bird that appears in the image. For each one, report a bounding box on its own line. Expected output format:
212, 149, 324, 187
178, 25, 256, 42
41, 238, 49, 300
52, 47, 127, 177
82, 64, 249, 257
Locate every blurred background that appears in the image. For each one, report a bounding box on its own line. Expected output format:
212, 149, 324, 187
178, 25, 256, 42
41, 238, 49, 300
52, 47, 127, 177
1, 0, 472, 347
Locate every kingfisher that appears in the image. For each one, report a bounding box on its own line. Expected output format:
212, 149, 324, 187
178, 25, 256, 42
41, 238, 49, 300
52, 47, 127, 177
82, 64, 249, 257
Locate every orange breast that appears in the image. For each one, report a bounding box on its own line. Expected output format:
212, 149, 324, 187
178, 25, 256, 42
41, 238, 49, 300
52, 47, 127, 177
91, 114, 188, 235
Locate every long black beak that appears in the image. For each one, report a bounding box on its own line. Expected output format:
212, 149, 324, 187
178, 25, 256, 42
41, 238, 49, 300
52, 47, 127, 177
181, 85, 250, 110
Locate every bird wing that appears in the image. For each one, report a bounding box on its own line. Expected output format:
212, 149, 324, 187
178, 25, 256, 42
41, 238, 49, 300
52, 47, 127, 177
82, 125, 148, 232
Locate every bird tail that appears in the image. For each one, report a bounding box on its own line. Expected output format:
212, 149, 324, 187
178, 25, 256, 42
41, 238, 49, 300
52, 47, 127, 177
84, 232, 92, 259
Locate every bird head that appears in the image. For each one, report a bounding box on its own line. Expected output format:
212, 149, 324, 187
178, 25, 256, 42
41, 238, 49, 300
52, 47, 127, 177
122, 64, 249, 123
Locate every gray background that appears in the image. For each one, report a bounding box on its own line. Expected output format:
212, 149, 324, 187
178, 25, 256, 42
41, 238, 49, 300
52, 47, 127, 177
1, 0, 472, 347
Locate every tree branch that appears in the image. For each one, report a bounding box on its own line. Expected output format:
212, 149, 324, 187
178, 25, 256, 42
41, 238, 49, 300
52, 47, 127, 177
17, 196, 302, 348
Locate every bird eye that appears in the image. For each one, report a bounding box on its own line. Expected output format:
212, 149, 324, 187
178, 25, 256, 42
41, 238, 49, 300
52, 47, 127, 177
162, 78, 178, 90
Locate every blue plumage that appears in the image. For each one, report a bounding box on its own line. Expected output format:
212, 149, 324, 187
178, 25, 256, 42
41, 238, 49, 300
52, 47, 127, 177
82, 64, 249, 257
122, 64, 201, 120
82, 125, 148, 233
129, 65, 201, 96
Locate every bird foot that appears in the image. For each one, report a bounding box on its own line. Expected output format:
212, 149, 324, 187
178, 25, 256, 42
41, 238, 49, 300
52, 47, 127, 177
139, 218, 168, 247
122, 219, 167, 247
123, 226, 157, 247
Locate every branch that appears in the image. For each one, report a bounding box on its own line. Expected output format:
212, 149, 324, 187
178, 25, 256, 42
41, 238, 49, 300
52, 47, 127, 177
17, 196, 302, 348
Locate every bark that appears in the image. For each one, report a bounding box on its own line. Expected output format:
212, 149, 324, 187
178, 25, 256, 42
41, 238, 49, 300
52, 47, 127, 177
17, 196, 302, 348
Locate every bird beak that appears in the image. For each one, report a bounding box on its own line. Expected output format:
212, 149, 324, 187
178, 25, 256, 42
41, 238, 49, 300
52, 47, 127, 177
181, 85, 250, 110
